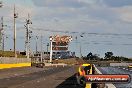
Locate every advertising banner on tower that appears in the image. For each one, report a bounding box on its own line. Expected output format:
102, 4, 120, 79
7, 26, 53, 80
50, 35, 72, 51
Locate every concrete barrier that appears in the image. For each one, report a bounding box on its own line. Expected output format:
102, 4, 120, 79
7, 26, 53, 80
45, 63, 67, 67
0, 57, 31, 69
0, 57, 31, 64
110, 63, 132, 66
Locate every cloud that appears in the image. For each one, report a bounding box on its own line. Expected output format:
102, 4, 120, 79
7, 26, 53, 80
114, 6, 132, 23
102, 0, 132, 7
3, 0, 132, 34
32, 0, 105, 8
32, 0, 86, 8
31, 3, 116, 34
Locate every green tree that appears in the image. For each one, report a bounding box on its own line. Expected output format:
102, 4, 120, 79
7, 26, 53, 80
105, 52, 113, 60
87, 52, 94, 60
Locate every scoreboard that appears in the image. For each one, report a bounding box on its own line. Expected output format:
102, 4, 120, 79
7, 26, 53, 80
52, 47, 68, 50
50, 35, 72, 51
52, 42, 68, 46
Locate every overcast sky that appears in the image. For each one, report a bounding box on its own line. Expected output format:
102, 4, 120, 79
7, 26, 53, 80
1, 0, 132, 57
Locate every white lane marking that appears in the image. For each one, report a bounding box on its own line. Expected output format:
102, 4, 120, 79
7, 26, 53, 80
123, 68, 125, 69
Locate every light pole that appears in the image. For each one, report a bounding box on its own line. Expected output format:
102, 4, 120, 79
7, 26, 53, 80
35, 36, 38, 53
0, 1, 3, 56
0, 17, 3, 50
80, 34, 83, 58
49, 37, 53, 63
0, 2, 3, 50
42, 42, 46, 63
13, 5, 18, 58
2, 33, 4, 51
47, 43, 49, 55
80, 42, 82, 58
40, 35, 43, 62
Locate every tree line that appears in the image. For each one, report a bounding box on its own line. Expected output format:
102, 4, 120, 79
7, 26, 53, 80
83, 52, 132, 61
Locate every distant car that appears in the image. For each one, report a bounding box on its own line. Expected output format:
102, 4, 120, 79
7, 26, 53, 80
31, 57, 45, 68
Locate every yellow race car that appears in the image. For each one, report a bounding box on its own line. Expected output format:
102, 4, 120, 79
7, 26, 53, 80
76, 64, 93, 87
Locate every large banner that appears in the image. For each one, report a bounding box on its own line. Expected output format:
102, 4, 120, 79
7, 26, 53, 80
50, 35, 72, 51
52, 42, 68, 46
52, 47, 68, 50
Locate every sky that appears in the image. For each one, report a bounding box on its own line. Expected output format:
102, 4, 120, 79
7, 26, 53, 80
0, 0, 132, 57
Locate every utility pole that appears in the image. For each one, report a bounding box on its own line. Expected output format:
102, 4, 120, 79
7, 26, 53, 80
75, 36, 78, 57
35, 36, 38, 53
0, 1, 3, 51
2, 33, 4, 51
47, 43, 49, 55
25, 14, 32, 58
80, 42, 82, 58
0, 17, 7, 52
0, 17, 3, 50
40, 35, 43, 62
49, 37, 53, 63
13, 5, 18, 57
80, 35, 83, 58
1, 17, 4, 51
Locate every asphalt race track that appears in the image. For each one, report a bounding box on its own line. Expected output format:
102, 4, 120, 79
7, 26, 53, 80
0, 65, 98, 88
0, 66, 77, 88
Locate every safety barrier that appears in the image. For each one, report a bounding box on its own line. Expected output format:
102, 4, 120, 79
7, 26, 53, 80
110, 63, 132, 66
0, 57, 31, 64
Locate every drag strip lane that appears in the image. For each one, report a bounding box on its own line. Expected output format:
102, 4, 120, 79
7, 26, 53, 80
0, 66, 70, 88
